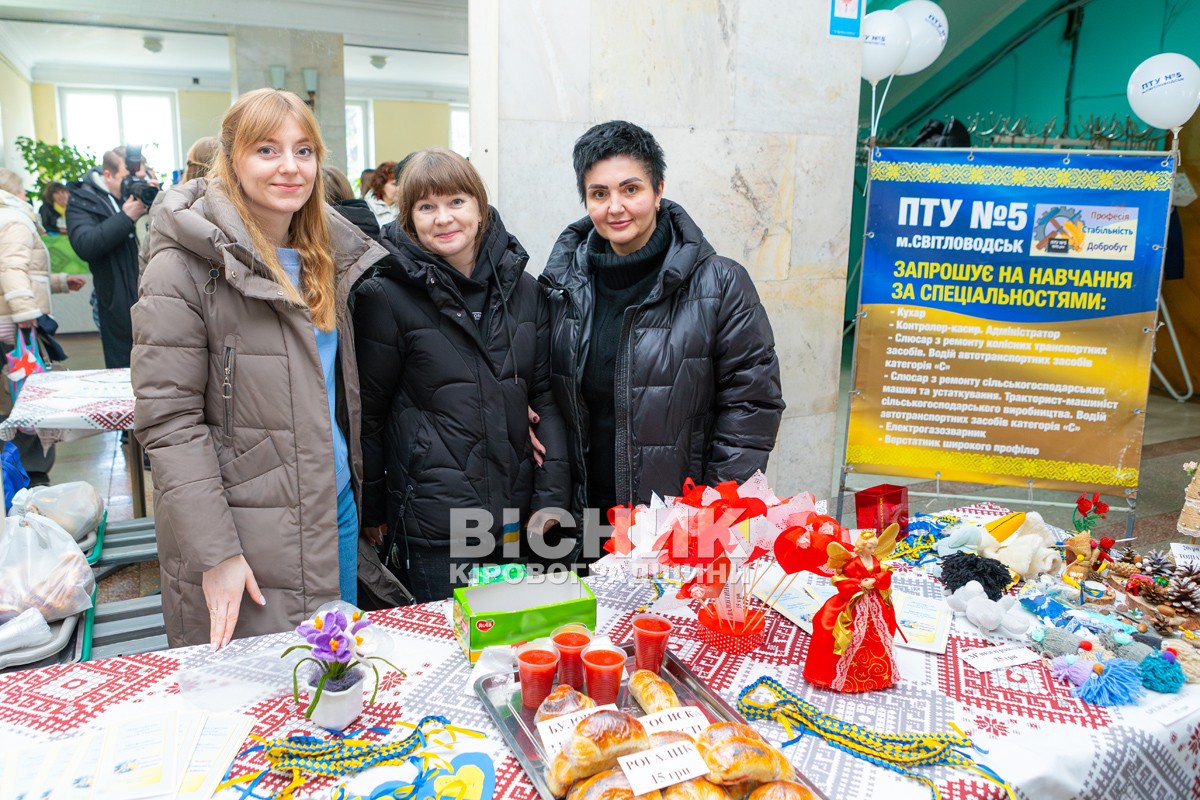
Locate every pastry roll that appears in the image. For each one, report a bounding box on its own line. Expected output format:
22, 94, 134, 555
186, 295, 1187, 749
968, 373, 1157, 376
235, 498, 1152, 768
663, 777, 730, 800
629, 669, 681, 713
546, 711, 652, 797
537, 685, 597, 722
746, 781, 814, 800
696, 723, 792, 786
566, 768, 664, 800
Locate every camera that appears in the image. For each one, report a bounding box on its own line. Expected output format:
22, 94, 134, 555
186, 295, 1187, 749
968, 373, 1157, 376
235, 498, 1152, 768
120, 145, 159, 206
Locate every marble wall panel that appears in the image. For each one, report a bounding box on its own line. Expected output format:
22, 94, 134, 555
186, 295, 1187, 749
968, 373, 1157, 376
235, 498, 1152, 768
789, 131, 858, 278
499, 0, 591, 123
653, 127, 795, 283
757, 276, 845, 420
734, 0, 861, 137
590, 0, 737, 128
496, 119, 590, 272
769, 411, 840, 498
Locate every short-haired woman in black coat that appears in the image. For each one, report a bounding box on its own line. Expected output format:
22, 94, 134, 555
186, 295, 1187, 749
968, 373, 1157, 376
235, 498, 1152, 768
540, 121, 785, 563
353, 148, 570, 601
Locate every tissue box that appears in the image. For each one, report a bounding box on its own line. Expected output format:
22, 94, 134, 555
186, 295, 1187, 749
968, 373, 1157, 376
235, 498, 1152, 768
452, 573, 596, 663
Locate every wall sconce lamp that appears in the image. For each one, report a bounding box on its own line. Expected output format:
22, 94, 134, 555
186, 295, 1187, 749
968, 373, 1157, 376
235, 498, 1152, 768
269, 65, 286, 90
302, 68, 318, 108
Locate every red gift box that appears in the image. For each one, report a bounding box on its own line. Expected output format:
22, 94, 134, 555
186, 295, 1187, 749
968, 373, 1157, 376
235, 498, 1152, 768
854, 484, 908, 538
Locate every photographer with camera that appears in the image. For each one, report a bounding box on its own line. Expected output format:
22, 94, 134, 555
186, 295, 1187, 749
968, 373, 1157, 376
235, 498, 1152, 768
67, 146, 158, 369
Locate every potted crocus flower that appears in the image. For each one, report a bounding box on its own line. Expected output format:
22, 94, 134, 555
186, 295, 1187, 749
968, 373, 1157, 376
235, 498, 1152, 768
281, 607, 403, 730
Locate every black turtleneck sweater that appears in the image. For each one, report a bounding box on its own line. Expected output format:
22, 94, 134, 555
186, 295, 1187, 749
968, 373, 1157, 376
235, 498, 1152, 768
582, 212, 671, 514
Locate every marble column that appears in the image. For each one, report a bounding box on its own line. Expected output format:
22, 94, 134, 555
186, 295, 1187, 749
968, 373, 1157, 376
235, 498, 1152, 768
229, 26, 347, 171
471, 0, 860, 498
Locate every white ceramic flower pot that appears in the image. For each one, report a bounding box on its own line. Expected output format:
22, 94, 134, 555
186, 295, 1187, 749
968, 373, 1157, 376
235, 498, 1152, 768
307, 672, 365, 731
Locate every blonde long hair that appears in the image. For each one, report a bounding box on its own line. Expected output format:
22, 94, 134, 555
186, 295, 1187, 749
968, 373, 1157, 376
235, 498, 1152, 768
211, 88, 337, 331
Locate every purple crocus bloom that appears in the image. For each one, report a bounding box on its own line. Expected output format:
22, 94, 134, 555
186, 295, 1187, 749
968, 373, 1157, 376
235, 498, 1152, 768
325, 610, 349, 635
313, 631, 354, 663
351, 617, 371, 635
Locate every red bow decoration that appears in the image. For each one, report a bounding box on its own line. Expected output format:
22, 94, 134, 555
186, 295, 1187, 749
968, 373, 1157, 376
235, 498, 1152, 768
773, 515, 852, 575
676, 554, 734, 600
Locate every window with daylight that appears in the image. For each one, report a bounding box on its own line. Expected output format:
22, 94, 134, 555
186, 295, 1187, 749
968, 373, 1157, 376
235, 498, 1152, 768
450, 106, 470, 159
345, 101, 371, 190
59, 89, 179, 182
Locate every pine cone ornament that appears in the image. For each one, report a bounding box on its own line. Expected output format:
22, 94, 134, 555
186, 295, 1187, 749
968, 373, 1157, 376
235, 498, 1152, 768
1141, 582, 1168, 607
1109, 561, 1136, 578
1149, 612, 1174, 635
1117, 545, 1138, 564
1167, 574, 1200, 616
1141, 549, 1174, 579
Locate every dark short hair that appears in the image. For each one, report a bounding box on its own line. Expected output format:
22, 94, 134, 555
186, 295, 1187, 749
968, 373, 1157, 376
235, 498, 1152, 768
572, 120, 666, 202
394, 152, 416, 183
101, 147, 126, 176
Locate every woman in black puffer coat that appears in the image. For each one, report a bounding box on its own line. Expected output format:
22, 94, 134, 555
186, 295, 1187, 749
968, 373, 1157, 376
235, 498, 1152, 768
353, 149, 570, 602
540, 121, 785, 564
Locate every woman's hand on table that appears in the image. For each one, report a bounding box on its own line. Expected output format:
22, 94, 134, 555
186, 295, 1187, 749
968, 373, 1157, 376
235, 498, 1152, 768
363, 523, 387, 547
202, 554, 265, 651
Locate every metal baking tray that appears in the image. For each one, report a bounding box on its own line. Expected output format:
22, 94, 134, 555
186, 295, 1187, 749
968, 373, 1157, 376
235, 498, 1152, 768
474, 640, 826, 800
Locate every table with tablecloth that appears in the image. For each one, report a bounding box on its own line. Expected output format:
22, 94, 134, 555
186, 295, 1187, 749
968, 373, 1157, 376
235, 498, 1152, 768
1, 550, 1197, 800
0, 367, 147, 517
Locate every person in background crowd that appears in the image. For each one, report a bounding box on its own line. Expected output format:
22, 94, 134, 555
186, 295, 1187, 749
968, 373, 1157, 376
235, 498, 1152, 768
132, 88, 386, 649
38, 182, 69, 235
363, 161, 398, 228
183, 136, 220, 183
353, 148, 569, 602
66, 147, 146, 368
0, 169, 85, 484
359, 168, 375, 199
540, 121, 785, 563
323, 165, 380, 241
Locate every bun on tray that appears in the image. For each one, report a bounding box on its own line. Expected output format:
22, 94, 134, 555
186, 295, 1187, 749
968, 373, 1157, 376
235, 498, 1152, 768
537, 685, 597, 722
650, 730, 694, 748
629, 669, 681, 713
566, 768, 663, 800
663, 777, 730, 800
746, 781, 815, 800
696, 723, 793, 786
547, 710, 651, 797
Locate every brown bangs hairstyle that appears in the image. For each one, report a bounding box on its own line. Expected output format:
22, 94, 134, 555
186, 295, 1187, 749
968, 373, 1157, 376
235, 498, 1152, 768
211, 88, 337, 331
397, 148, 489, 245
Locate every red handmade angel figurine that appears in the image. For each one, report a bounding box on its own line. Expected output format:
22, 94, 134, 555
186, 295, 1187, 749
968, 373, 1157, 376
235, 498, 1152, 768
803, 523, 901, 693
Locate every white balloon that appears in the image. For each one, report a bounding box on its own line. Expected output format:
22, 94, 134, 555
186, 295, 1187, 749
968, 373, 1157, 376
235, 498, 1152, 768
861, 10, 911, 84
894, 0, 949, 76
1127, 53, 1200, 130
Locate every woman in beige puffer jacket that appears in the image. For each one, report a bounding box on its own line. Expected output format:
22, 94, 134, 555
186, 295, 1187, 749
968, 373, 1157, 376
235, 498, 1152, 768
132, 90, 386, 649
0, 172, 83, 326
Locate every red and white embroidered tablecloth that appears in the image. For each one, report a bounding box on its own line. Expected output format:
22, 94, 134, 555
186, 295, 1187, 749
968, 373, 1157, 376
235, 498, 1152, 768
0, 368, 133, 448
0, 570, 1196, 799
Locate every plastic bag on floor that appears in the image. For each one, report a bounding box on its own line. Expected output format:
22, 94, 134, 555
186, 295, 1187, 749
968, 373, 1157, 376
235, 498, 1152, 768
0, 513, 94, 623
9, 481, 104, 542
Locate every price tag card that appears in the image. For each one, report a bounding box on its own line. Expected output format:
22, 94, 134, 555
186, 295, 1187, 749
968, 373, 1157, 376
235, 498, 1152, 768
639, 706, 709, 738
960, 643, 1040, 672
534, 704, 618, 760
618, 741, 709, 796
1170, 543, 1200, 570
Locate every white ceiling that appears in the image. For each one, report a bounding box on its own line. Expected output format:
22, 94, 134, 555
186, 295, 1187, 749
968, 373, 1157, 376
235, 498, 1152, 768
0, 10, 468, 102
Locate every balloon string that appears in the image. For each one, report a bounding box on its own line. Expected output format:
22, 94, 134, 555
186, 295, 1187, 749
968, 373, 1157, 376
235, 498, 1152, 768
870, 81, 879, 138
874, 74, 895, 139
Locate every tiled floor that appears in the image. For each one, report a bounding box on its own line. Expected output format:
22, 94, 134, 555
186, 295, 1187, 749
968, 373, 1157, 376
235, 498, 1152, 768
50, 330, 1199, 604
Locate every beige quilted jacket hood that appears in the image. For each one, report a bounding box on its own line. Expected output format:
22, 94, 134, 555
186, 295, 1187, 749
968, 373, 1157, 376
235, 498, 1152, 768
132, 178, 386, 647
0, 189, 69, 324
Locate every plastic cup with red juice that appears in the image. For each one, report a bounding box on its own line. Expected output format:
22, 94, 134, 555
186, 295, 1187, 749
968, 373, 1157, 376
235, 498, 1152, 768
632, 614, 673, 674
517, 639, 560, 710
581, 642, 625, 705
551, 623, 592, 690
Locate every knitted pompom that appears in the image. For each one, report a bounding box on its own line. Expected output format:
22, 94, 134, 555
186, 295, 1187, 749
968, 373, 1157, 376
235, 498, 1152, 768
1164, 643, 1200, 683
1050, 656, 1091, 686
1139, 653, 1186, 694
1099, 631, 1155, 664
1072, 659, 1145, 706
1029, 625, 1083, 658
941, 553, 1012, 600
